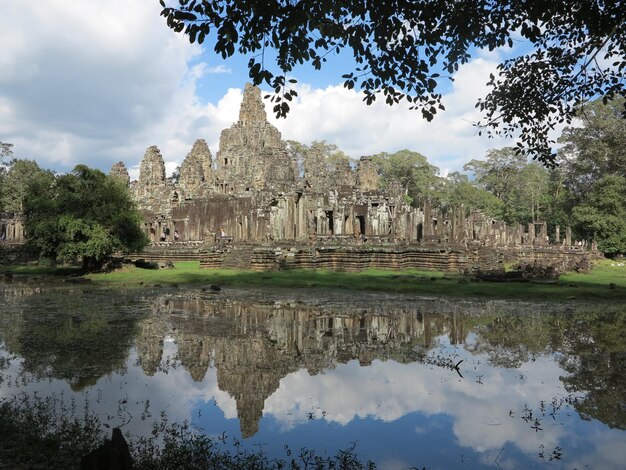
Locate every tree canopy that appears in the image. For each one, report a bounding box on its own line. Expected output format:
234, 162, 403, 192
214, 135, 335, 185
0, 160, 54, 213
559, 96, 626, 199
0, 141, 15, 202
161, 0, 626, 164
572, 175, 626, 255
370, 149, 440, 207
23, 165, 148, 271
0, 141, 13, 162
440, 171, 504, 219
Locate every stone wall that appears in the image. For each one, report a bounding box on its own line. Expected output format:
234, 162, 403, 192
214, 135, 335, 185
0, 244, 38, 264
196, 242, 593, 274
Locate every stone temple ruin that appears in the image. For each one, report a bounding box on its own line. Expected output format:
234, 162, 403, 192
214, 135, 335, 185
107, 83, 591, 273
0, 83, 591, 272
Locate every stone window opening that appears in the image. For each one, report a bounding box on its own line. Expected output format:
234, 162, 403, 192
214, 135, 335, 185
326, 211, 334, 234
356, 216, 366, 236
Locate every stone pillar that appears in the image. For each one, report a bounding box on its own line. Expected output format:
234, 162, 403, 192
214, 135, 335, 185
16, 220, 24, 243
555, 225, 560, 243
540, 222, 548, 245
455, 207, 463, 243
450, 207, 457, 243
423, 201, 432, 240
346, 206, 354, 238
565, 226, 572, 246
458, 204, 466, 244
436, 211, 444, 241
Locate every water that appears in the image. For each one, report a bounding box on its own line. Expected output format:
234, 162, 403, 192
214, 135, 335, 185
1, 277, 624, 469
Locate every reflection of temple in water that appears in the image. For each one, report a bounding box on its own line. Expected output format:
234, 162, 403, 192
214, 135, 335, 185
136, 295, 468, 438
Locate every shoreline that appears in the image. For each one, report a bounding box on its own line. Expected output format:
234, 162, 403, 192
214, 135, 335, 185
1, 259, 625, 303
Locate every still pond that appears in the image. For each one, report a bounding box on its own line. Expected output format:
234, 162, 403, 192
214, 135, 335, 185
0, 277, 624, 469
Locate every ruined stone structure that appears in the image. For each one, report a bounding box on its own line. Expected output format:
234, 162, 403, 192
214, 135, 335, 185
0, 212, 25, 244
118, 83, 422, 247
114, 83, 591, 272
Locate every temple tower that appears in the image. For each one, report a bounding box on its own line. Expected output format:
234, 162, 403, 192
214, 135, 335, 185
357, 156, 379, 191
178, 139, 213, 199
134, 145, 171, 213
214, 83, 296, 193
109, 161, 130, 187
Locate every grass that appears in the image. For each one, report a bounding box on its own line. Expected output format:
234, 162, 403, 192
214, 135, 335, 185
80, 259, 626, 303
0, 263, 81, 275
2, 257, 624, 303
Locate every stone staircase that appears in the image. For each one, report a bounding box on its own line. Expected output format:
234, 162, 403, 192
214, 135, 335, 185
221, 245, 254, 269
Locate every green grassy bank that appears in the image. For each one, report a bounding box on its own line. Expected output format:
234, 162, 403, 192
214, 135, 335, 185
3, 259, 625, 302
79, 259, 626, 303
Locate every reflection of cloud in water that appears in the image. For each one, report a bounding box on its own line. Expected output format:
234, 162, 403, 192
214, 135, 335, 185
0, 341, 237, 438
572, 434, 626, 469
264, 353, 571, 458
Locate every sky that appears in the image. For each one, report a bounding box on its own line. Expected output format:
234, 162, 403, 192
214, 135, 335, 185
0, 0, 535, 180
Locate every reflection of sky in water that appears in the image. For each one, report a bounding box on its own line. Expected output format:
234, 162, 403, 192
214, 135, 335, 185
1, 285, 625, 469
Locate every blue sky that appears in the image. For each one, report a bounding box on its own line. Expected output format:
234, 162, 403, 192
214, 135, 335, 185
0, 1, 545, 180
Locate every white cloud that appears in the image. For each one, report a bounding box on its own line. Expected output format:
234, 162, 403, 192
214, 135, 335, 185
206, 65, 232, 74
0, 0, 209, 172
0, 1, 559, 180
266, 57, 518, 173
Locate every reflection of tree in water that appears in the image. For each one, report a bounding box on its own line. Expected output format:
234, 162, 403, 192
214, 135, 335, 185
559, 310, 626, 430
0, 284, 146, 391
469, 308, 626, 429
466, 313, 554, 368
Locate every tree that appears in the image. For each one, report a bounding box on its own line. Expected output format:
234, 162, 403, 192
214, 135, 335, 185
24, 165, 149, 271
543, 165, 575, 237
0, 160, 54, 213
0, 141, 13, 162
464, 148, 552, 224
572, 175, 626, 255
441, 172, 504, 219
513, 163, 551, 223
161, 1, 626, 164
0, 141, 15, 208
559, 97, 626, 201
286, 140, 353, 189
370, 149, 441, 207
464, 148, 526, 200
